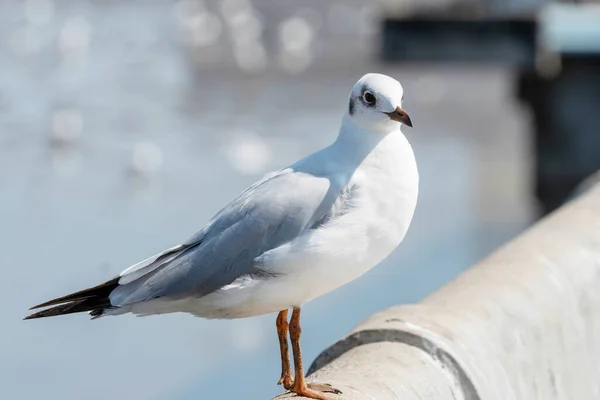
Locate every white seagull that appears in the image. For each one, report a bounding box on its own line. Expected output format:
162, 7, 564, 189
26, 73, 419, 400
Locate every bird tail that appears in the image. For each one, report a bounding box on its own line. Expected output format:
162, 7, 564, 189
24, 277, 120, 320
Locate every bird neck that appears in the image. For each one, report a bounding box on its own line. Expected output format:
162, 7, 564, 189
334, 114, 401, 163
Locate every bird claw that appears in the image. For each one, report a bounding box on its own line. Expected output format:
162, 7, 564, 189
278, 377, 341, 395
277, 375, 295, 391
306, 383, 342, 394
290, 383, 343, 399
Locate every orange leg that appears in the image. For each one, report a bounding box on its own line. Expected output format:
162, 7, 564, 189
276, 309, 294, 390
288, 307, 342, 399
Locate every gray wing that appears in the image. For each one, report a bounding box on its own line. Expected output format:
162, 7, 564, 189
109, 168, 346, 306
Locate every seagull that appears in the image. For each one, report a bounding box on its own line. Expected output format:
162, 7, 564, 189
25, 73, 419, 400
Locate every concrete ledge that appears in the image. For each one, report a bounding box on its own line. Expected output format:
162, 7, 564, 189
275, 183, 600, 399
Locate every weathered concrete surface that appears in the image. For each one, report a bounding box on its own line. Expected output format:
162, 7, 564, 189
276, 183, 600, 399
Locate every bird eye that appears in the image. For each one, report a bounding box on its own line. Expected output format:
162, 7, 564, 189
362, 91, 376, 106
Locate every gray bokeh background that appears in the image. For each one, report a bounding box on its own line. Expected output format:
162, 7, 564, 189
2, 1, 536, 399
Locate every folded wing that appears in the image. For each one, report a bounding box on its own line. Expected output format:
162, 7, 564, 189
109, 168, 341, 306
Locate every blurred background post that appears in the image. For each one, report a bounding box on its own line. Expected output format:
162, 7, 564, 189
1, 0, 598, 399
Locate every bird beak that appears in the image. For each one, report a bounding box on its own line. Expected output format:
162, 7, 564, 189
385, 106, 413, 127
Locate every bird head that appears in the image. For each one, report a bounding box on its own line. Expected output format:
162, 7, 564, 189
346, 73, 412, 134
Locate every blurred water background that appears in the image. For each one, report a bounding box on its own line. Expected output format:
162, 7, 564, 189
1, 0, 538, 399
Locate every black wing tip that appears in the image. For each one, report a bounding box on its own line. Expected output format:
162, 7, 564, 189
28, 296, 92, 311
25, 277, 120, 320
23, 304, 73, 320
28, 277, 120, 309
23, 299, 111, 321
23, 312, 51, 320
24, 306, 108, 321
